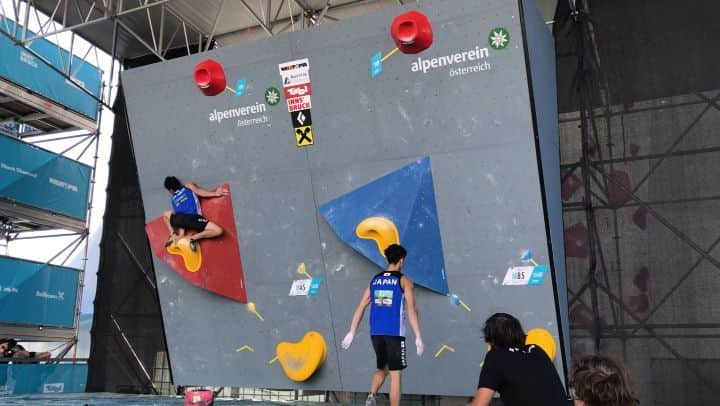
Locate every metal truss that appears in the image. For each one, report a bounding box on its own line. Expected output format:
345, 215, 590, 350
0, 1, 109, 360
562, 0, 720, 394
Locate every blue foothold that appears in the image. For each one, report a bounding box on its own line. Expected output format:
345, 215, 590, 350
449, 294, 461, 306
520, 249, 533, 261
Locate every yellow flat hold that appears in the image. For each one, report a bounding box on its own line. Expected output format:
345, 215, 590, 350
268, 356, 279, 364
276, 331, 327, 382
459, 300, 472, 312
355, 217, 400, 257
166, 238, 202, 272
526, 328, 556, 361
530, 258, 539, 266
235, 345, 254, 353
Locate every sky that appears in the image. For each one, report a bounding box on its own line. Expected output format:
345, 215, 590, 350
1, 0, 118, 357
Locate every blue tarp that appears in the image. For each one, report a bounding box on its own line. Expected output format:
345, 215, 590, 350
0, 17, 101, 120
0, 255, 80, 328
0, 363, 87, 395
0, 135, 91, 221
319, 157, 449, 294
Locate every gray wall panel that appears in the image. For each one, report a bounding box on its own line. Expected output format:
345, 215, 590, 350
122, 0, 567, 396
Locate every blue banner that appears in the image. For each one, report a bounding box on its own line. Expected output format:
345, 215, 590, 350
0, 363, 87, 395
0, 256, 80, 328
0, 135, 91, 220
0, 18, 101, 120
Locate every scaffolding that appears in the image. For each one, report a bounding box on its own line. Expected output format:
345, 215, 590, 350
559, 0, 720, 398
0, 0, 103, 360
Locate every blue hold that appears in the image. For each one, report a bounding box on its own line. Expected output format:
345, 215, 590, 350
319, 157, 449, 295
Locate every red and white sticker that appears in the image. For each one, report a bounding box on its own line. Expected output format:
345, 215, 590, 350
284, 83, 312, 99
287, 95, 312, 112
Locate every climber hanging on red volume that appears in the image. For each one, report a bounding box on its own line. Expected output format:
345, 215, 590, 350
162, 176, 227, 252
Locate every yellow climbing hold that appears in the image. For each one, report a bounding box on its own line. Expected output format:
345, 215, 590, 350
235, 345, 254, 353
526, 328, 556, 361
276, 331, 327, 382
355, 217, 400, 257
297, 262, 312, 279
434, 344, 456, 358
166, 237, 202, 272
247, 302, 264, 321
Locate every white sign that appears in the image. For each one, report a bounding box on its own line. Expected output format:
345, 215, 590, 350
43, 383, 64, 393
289, 279, 312, 296
279, 58, 310, 88
502, 266, 534, 286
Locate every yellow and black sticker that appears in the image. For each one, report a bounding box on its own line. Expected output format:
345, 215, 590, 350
295, 125, 314, 147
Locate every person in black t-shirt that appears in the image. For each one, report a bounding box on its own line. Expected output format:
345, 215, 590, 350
470, 313, 570, 406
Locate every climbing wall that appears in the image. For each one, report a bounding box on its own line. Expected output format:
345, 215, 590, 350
122, 0, 568, 396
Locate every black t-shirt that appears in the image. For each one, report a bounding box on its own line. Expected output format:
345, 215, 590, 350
477, 345, 570, 406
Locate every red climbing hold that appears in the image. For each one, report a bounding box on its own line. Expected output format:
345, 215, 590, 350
193, 59, 227, 96
391, 10, 433, 54
564, 222, 589, 258
608, 170, 631, 206
561, 172, 582, 201
633, 266, 649, 292
633, 206, 648, 230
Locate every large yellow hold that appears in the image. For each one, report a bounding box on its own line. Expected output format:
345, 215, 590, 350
166, 238, 202, 272
355, 217, 400, 257
276, 331, 327, 382
525, 328, 556, 361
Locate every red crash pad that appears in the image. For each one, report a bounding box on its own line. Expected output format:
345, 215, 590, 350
146, 183, 247, 303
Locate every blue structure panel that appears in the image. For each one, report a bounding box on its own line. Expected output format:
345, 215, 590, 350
319, 157, 449, 295
0, 18, 101, 120
0, 135, 91, 221
0, 363, 87, 395
0, 255, 80, 328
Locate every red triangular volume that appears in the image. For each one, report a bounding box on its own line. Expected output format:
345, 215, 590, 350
145, 183, 247, 303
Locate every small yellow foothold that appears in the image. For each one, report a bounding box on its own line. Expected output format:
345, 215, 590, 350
235, 345, 254, 353
297, 262, 312, 279
434, 344, 456, 358
459, 299, 472, 312
247, 302, 265, 321
268, 356, 279, 364
530, 258, 539, 266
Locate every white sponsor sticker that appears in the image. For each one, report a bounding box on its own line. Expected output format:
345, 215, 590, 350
289, 279, 312, 296
502, 266, 534, 286
279, 58, 310, 88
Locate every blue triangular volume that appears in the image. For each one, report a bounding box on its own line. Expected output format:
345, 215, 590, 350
319, 157, 449, 295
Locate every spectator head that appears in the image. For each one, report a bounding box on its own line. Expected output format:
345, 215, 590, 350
0, 339, 10, 353
384, 244, 407, 267
164, 176, 183, 193
570, 355, 638, 406
482, 313, 526, 349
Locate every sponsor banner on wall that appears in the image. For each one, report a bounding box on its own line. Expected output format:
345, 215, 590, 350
0, 18, 101, 120
0, 255, 80, 328
0, 135, 91, 221
0, 363, 87, 395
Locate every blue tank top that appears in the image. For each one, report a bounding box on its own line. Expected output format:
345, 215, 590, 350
369, 271, 405, 337
171, 187, 201, 215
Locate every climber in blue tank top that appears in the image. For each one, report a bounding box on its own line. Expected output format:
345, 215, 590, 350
162, 176, 227, 252
341, 244, 424, 406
